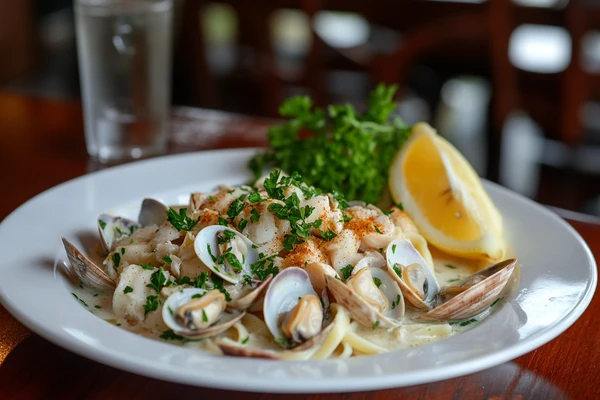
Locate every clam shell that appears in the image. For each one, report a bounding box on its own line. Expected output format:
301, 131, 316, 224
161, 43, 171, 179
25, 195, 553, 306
418, 259, 516, 321
162, 288, 245, 338
263, 267, 318, 341
386, 239, 440, 310
194, 225, 258, 284
138, 198, 168, 227
62, 237, 115, 291
325, 271, 403, 329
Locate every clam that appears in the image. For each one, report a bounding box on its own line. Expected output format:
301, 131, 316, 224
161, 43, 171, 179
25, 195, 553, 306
304, 262, 340, 296
98, 198, 168, 253
418, 258, 517, 321
227, 274, 273, 311
326, 265, 405, 329
162, 287, 245, 338
263, 267, 325, 348
386, 239, 440, 310
194, 225, 259, 284
61, 237, 115, 290
138, 198, 168, 227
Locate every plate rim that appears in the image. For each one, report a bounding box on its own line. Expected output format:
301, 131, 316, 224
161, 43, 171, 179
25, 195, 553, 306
0, 148, 596, 393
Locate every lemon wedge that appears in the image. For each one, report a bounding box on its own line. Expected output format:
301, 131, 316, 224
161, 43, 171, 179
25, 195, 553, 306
388, 122, 505, 260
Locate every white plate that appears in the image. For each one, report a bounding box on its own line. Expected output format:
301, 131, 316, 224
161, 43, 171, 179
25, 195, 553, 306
0, 149, 596, 393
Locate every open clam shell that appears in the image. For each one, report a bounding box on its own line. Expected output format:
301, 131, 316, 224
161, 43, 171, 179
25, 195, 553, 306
263, 267, 321, 345
418, 258, 517, 321
162, 287, 245, 338
325, 267, 404, 329
386, 239, 440, 310
138, 198, 168, 227
194, 225, 258, 284
62, 237, 115, 290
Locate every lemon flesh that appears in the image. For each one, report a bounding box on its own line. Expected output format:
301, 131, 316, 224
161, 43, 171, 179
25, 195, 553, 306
389, 123, 505, 260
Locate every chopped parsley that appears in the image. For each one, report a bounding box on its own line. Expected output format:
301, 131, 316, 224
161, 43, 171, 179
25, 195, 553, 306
195, 271, 209, 289
146, 269, 167, 293
238, 218, 248, 230
250, 253, 279, 280
392, 244, 397, 254
242, 337, 250, 344
320, 228, 337, 241
160, 329, 185, 341
373, 225, 383, 234
373, 277, 382, 288
71, 293, 88, 307
98, 220, 107, 230
120, 247, 125, 255
275, 336, 293, 349
451, 318, 478, 327
227, 195, 247, 219
143, 295, 159, 315
206, 244, 217, 262
395, 203, 404, 211
112, 252, 121, 268
166, 207, 198, 231
250, 207, 261, 223
248, 192, 265, 203
218, 217, 229, 226
243, 274, 253, 284
342, 213, 352, 223
391, 294, 401, 309
162, 255, 172, 264
341, 265, 353, 280
140, 264, 154, 270
211, 275, 232, 301
123, 286, 133, 294
445, 264, 457, 269
217, 230, 237, 244
94, 305, 102, 309
202, 310, 208, 322
372, 320, 380, 330
393, 265, 402, 279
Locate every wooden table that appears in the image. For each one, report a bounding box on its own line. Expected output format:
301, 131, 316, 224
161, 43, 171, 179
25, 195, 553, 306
0, 93, 598, 399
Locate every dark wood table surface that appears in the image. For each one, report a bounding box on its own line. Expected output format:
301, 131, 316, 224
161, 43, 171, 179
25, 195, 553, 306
0, 92, 598, 399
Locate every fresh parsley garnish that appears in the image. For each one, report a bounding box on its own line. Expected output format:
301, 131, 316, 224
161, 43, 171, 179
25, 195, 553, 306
218, 217, 229, 226
249, 84, 411, 204
112, 252, 121, 268
238, 218, 248, 230
160, 329, 185, 341
250, 207, 261, 223
162, 255, 172, 264
372, 320, 380, 330
320, 228, 337, 241
217, 230, 237, 244
250, 253, 279, 281
143, 295, 159, 315
211, 275, 232, 301
248, 192, 265, 203
392, 244, 397, 254
373, 277, 382, 288
391, 294, 401, 309
393, 265, 402, 279
146, 269, 167, 293
341, 265, 353, 280
98, 220, 107, 230
242, 337, 249, 344
123, 286, 133, 294
227, 195, 247, 219
373, 225, 383, 234
166, 207, 198, 231
140, 264, 154, 270
71, 293, 88, 307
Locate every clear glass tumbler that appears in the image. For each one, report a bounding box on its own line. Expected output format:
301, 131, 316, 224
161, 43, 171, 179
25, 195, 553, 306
75, 0, 173, 163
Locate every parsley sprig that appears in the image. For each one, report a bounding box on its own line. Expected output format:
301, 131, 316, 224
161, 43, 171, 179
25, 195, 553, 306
250, 84, 411, 204
166, 207, 198, 231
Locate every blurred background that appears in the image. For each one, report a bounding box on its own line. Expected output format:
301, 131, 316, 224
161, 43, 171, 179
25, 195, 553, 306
1, 0, 599, 216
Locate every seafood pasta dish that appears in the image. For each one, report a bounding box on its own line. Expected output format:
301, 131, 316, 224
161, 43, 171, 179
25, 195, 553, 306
64, 168, 516, 360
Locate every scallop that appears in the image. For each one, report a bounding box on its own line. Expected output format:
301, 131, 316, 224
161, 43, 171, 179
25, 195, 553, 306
194, 225, 259, 284
162, 287, 245, 338
386, 239, 440, 310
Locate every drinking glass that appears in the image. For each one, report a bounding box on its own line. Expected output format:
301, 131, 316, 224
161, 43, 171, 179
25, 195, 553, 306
75, 0, 173, 163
